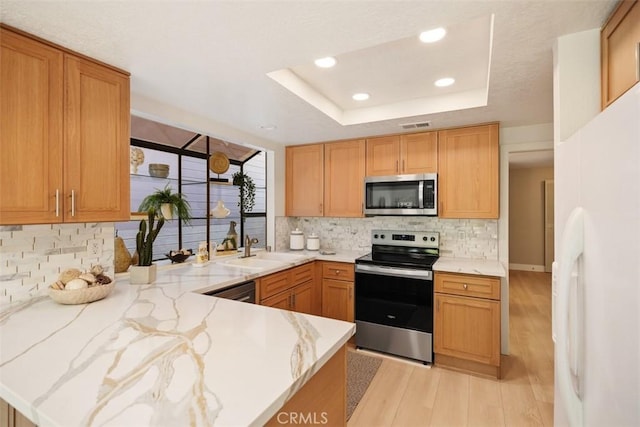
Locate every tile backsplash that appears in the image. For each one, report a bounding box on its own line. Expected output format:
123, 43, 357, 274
0, 223, 115, 303
276, 216, 498, 259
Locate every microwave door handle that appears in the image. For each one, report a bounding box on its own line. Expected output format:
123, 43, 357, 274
418, 181, 424, 209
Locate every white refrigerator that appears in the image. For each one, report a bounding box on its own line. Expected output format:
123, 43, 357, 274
554, 83, 640, 426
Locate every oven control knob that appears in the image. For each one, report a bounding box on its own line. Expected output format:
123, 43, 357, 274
380, 234, 385, 239
430, 237, 436, 242
423, 236, 428, 241
373, 234, 379, 239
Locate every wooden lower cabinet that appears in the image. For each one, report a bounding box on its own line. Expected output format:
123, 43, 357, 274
1, 398, 36, 427
434, 272, 501, 378
320, 262, 355, 323
262, 281, 313, 314
266, 345, 346, 426
321, 279, 354, 323
259, 262, 318, 315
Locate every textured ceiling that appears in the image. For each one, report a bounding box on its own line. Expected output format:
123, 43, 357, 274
1, 1, 617, 147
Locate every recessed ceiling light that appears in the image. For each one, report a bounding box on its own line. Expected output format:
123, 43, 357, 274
314, 57, 336, 68
434, 77, 455, 87
352, 93, 370, 101
419, 27, 446, 43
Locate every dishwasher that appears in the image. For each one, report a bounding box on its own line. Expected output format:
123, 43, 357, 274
204, 280, 256, 304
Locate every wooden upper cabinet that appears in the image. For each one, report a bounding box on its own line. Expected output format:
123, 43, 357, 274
400, 132, 438, 174
285, 144, 324, 216
64, 55, 130, 222
0, 26, 130, 225
366, 136, 400, 176
601, 0, 640, 109
366, 132, 437, 176
324, 139, 366, 217
0, 28, 64, 224
438, 124, 499, 219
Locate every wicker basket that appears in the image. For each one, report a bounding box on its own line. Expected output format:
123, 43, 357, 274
49, 281, 115, 305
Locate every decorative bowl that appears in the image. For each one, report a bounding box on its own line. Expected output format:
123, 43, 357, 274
166, 250, 192, 263
149, 163, 170, 178
49, 281, 115, 305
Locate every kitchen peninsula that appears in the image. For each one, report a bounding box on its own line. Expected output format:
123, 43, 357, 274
0, 255, 355, 427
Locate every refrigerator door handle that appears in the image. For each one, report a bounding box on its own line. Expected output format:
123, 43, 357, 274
557, 206, 584, 427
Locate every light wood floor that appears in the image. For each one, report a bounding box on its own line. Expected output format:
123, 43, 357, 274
348, 270, 554, 427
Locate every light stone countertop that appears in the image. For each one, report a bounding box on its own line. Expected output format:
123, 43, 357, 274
0, 251, 359, 427
433, 256, 507, 278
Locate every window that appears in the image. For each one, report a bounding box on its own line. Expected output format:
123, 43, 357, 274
117, 144, 266, 261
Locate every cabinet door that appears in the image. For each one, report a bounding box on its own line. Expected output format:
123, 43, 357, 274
601, 0, 640, 108
292, 281, 313, 315
438, 124, 499, 219
365, 136, 400, 176
259, 270, 290, 300
434, 293, 500, 366
400, 132, 438, 174
64, 55, 130, 222
262, 291, 292, 310
285, 144, 324, 216
0, 28, 64, 225
324, 139, 365, 217
322, 279, 354, 322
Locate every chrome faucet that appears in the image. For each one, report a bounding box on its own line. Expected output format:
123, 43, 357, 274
243, 235, 259, 258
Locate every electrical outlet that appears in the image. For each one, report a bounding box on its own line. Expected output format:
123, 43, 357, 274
87, 239, 103, 257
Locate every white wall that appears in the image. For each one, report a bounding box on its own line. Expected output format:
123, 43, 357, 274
553, 29, 601, 144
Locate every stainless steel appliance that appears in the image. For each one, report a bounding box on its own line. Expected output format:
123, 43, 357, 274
364, 173, 437, 216
204, 280, 256, 303
355, 230, 439, 363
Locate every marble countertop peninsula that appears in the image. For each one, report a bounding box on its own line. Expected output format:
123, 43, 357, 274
433, 256, 507, 277
0, 252, 357, 427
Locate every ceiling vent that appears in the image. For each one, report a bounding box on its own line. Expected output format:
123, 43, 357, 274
400, 121, 431, 130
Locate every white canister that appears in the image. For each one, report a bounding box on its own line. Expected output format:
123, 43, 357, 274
290, 228, 305, 250
306, 233, 320, 251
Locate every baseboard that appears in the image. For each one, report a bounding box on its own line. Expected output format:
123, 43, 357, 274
509, 263, 546, 272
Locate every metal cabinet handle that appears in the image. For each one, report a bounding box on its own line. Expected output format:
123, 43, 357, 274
463, 283, 468, 290
335, 270, 341, 275
292, 293, 296, 307
319, 203, 323, 214
55, 189, 60, 217
396, 160, 399, 173
70, 190, 76, 217
402, 159, 405, 172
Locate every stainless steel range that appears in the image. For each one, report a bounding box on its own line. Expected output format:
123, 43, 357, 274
355, 230, 439, 364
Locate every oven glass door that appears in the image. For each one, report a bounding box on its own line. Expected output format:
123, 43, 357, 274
355, 268, 432, 333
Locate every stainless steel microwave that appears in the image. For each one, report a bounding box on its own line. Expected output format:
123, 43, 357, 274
364, 173, 437, 216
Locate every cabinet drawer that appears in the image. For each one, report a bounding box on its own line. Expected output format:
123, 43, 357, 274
322, 262, 354, 282
435, 272, 500, 300
290, 262, 314, 286
259, 270, 290, 300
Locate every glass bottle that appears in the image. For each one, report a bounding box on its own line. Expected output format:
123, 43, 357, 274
226, 221, 238, 250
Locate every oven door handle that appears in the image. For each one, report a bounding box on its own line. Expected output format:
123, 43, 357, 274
355, 264, 432, 280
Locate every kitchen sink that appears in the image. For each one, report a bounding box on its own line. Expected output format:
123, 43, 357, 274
221, 257, 284, 270
253, 252, 309, 262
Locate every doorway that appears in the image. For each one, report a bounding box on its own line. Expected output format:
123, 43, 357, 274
508, 150, 554, 272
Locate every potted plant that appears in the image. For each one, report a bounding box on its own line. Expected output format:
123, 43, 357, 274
232, 171, 256, 215
138, 184, 192, 224
130, 210, 165, 284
